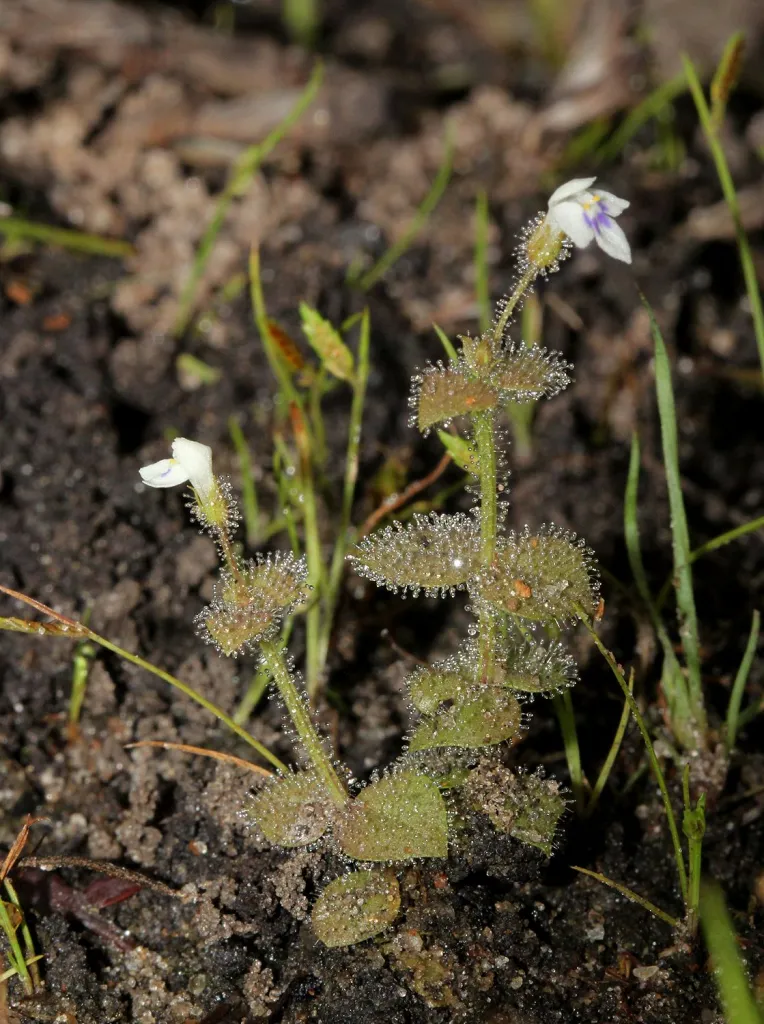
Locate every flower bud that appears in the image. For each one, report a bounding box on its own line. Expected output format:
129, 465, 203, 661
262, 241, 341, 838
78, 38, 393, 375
525, 216, 566, 271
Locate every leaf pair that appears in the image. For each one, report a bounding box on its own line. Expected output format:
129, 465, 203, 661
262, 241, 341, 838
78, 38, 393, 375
350, 517, 600, 623
413, 343, 572, 433
250, 769, 448, 861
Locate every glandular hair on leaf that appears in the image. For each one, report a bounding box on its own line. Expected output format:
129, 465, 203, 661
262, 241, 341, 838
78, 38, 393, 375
479, 525, 599, 624
407, 689, 522, 752
195, 552, 310, 656
249, 769, 334, 848
349, 512, 481, 597
488, 343, 572, 403
463, 763, 566, 856
311, 870, 401, 948
406, 631, 577, 703
413, 361, 498, 433
336, 770, 448, 862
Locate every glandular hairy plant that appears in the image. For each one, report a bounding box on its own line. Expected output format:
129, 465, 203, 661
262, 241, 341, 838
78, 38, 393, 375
2, 177, 629, 952
135, 177, 625, 948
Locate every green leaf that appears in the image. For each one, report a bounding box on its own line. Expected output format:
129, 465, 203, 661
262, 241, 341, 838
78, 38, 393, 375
337, 771, 448, 861
408, 689, 522, 751
437, 430, 478, 474
414, 363, 497, 432
480, 526, 599, 624
488, 344, 571, 403
249, 770, 333, 847
312, 870, 400, 947
645, 298, 705, 733
700, 882, 763, 1024
408, 664, 469, 714
464, 766, 566, 855
300, 303, 354, 382
349, 512, 480, 596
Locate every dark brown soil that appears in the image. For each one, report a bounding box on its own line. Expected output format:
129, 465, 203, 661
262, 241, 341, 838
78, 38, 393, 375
1, 1, 764, 1021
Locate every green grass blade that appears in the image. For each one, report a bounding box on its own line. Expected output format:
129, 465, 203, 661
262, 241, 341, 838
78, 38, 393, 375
0, 897, 32, 996
710, 33, 745, 134
725, 610, 761, 750
553, 690, 587, 813
357, 131, 453, 291
586, 669, 634, 816
596, 72, 687, 165
571, 866, 679, 927
2, 880, 39, 992
0, 216, 133, 258
175, 61, 324, 336
474, 188, 491, 335
700, 882, 763, 1024
577, 604, 689, 902
644, 300, 705, 731
432, 322, 459, 362
249, 248, 325, 696
657, 514, 764, 611
227, 415, 260, 548
625, 432, 692, 728
682, 51, 764, 382
319, 309, 371, 677
68, 636, 96, 727
283, 0, 320, 46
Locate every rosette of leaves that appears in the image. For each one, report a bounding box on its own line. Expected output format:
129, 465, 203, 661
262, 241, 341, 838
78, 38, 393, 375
411, 339, 571, 434
196, 552, 310, 655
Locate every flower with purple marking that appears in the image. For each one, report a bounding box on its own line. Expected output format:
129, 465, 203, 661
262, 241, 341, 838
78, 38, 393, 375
139, 437, 216, 501
545, 177, 631, 264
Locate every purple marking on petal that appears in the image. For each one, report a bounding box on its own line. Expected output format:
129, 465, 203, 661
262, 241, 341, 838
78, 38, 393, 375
583, 210, 594, 230
593, 210, 612, 236
159, 463, 174, 478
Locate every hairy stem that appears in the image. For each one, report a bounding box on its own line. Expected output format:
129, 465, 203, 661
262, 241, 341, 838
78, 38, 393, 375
492, 266, 537, 343
259, 639, 348, 807
474, 410, 497, 680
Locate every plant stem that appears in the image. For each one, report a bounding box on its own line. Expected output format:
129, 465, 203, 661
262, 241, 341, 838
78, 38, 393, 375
259, 638, 347, 807
682, 764, 706, 936
474, 409, 498, 679
492, 266, 537, 343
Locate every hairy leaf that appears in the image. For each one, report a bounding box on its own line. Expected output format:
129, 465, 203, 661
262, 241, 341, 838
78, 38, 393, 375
407, 665, 470, 714
249, 771, 333, 847
481, 526, 599, 623
414, 363, 497, 432
349, 512, 480, 596
489, 344, 572, 402
464, 765, 566, 855
311, 870, 400, 947
197, 552, 310, 655
408, 689, 522, 751
337, 771, 448, 861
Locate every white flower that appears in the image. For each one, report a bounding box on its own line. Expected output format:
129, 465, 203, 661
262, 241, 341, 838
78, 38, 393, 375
545, 177, 631, 264
139, 437, 215, 501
